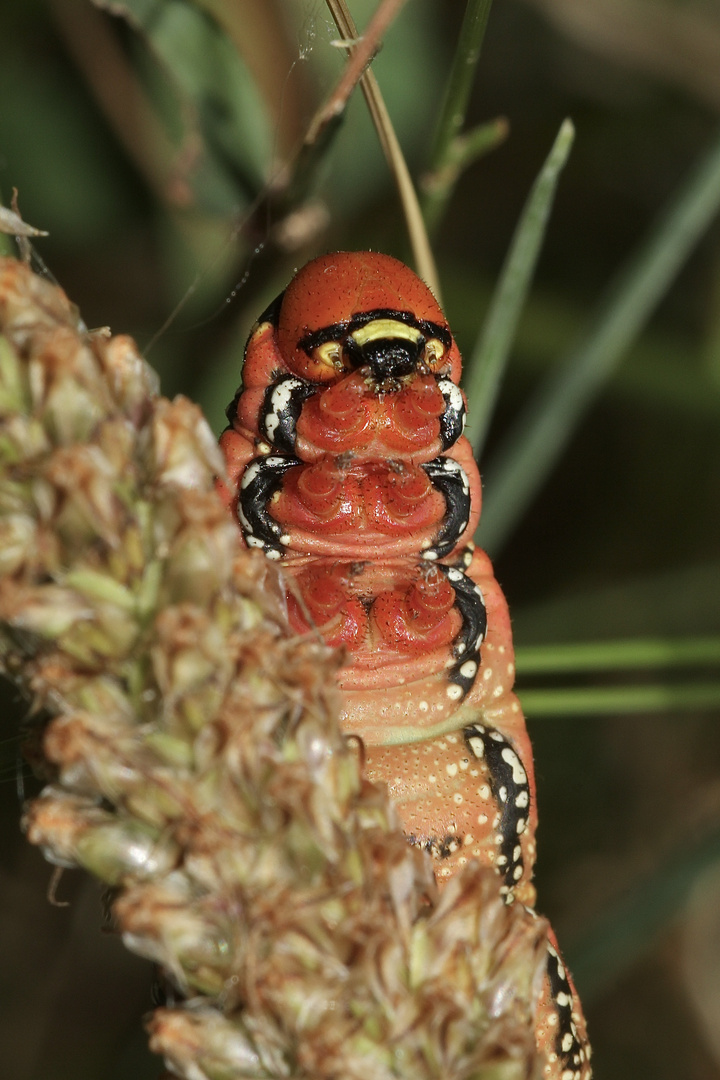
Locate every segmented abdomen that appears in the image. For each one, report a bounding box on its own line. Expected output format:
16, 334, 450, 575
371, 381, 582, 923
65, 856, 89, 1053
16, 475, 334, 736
218, 251, 591, 1079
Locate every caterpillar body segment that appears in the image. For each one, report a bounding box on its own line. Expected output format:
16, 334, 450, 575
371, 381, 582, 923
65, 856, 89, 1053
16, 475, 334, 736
218, 251, 591, 1079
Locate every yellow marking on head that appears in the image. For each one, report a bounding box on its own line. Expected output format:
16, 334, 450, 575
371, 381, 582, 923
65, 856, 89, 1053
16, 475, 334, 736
350, 319, 423, 347
313, 341, 343, 367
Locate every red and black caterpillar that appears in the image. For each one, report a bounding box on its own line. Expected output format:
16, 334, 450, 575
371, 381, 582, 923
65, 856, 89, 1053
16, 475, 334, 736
218, 251, 591, 1079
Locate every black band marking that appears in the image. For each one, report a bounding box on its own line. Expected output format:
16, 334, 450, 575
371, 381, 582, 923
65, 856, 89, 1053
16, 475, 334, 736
420, 457, 471, 561
439, 564, 486, 699
462, 722, 530, 901
260, 374, 317, 454
546, 942, 587, 1078
436, 377, 466, 450
237, 454, 300, 559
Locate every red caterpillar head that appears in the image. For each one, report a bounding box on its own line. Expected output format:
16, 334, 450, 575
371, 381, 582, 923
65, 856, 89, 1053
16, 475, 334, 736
259, 251, 462, 386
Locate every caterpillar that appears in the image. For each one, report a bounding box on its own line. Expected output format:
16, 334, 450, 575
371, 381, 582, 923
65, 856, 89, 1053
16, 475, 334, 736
218, 251, 591, 1079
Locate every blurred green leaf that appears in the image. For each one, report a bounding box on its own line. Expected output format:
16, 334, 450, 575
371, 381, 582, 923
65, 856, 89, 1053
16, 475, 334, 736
480, 126, 720, 555
566, 827, 720, 1005
513, 562, 720, 643
519, 682, 720, 717
516, 636, 720, 675
93, 0, 272, 212
463, 118, 574, 455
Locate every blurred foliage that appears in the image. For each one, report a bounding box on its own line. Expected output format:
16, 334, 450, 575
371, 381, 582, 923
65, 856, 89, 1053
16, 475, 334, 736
1, 1, 720, 1079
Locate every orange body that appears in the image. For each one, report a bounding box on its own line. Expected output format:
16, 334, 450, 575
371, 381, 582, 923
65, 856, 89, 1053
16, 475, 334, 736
218, 252, 590, 1079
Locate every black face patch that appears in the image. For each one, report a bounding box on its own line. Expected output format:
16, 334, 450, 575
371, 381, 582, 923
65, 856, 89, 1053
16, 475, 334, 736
345, 335, 423, 382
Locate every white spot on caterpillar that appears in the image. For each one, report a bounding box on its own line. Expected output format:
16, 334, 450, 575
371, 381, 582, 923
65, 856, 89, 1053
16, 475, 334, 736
477, 813, 488, 825
478, 785, 490, 799
483, 667, 493, 681
513, 864, 523, 880
446, 763, 458, 777
419, 700, 429, 711
562, 1034, 574, 1053
438, 378, 464, 416
501, 747, 528, 784
453, 793, 463, 804
467, 736, 484, 758
446, 684, 464, 700
266, 380, 301, 442
516, 817, 527, 834
459, 659, 478, 679
240, 461, 264, 489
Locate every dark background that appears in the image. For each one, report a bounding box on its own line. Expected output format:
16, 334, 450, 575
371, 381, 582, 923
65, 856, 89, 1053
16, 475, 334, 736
1, 1, 720, 1077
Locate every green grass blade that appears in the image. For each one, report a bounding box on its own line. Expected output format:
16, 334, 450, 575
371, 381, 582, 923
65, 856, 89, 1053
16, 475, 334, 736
421, 0, 495, 234
479, 126, 720, 555
422, 117, 508, 234
426, 0, 493, 178
463, 119, 575, 455
518, 682, 720, 717
566, 826, 720, 1005
515, 637, 720, 675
